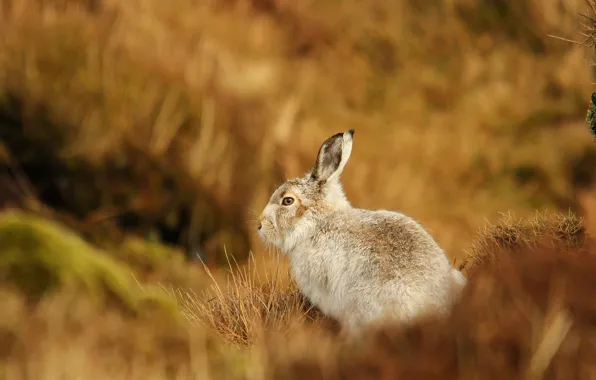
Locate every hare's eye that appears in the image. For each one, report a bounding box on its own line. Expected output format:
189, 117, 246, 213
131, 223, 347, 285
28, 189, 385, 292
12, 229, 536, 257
281, 197, 295, 206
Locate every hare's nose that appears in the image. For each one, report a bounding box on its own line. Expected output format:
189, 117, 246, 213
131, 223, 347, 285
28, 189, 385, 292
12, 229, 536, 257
257, 222, 262, 231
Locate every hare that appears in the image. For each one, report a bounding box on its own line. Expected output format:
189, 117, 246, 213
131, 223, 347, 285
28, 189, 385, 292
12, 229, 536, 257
258, 130, 467, 335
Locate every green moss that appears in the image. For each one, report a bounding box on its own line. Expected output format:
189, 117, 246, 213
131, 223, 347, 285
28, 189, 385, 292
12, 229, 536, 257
0, 211, 178, 317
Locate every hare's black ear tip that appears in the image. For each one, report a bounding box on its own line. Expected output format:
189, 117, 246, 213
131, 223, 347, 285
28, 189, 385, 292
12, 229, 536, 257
346, 129, 355, 137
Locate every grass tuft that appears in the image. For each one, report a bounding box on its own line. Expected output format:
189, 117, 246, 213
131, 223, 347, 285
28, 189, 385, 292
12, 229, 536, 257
172, 252, 334, 347
459, 210, 586, 273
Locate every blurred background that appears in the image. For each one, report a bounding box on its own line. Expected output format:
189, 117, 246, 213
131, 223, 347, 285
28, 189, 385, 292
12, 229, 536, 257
1, 0, 596, 295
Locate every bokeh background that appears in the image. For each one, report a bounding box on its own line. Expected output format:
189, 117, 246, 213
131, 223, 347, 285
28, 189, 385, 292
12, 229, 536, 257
1, 0, 596, 378
3, 0, 595, 264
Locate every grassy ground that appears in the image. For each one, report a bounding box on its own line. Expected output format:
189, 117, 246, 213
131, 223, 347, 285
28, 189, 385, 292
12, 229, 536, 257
1, 0, 596, 379
1, 210, 595, 379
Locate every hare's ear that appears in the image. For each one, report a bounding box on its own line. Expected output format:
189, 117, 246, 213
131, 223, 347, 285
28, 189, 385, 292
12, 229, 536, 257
309, 129, 354, 183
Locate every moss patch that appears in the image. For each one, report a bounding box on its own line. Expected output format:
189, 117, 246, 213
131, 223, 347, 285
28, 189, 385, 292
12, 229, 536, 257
0, 210, 178, 316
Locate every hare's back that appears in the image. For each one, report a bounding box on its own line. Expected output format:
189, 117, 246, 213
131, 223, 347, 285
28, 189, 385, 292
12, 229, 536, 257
321, 209, 449, 272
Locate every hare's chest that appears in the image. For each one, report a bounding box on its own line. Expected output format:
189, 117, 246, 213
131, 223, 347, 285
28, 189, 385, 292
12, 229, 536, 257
289, 250, 348, 319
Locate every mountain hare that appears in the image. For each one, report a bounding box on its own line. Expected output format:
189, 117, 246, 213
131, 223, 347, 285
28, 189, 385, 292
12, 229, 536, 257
258, 130, 467, 334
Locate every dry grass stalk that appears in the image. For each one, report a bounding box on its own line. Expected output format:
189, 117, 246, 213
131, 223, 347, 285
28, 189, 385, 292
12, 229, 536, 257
171, 251, 328, 347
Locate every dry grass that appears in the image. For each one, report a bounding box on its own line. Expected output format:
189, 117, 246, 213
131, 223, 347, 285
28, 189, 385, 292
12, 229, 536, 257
172, 252, 335, 347
459, 210, 587, 273
2, 215, 596, 380
0, 287, 260, 380
1, 0, 595, 263
2, 0, 596, 379
267, 234, 596, 380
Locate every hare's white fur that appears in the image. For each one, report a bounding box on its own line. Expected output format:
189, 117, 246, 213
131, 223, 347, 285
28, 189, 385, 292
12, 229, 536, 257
258, 130, 466, 334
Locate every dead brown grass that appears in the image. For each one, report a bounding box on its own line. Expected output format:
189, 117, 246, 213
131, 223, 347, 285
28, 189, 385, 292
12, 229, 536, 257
2, 0, 596, 379
1, 0, 595, 264
3, 215, 595, 380
172, 253, 336, 347
0, 287, 260, 380
267, 235, 596, 380
459, 210, 587, 273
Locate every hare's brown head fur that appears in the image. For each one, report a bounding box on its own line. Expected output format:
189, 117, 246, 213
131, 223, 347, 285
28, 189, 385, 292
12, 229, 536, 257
258, 130, 354, 249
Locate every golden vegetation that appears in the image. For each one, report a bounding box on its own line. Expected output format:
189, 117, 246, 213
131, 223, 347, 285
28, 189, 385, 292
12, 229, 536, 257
2, 211, 596, 380
1, 0, 595, 260
1, 0, 596, 379
173, 253, 329, 347
268, 235, 596, 380
459, 210, 587, 272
